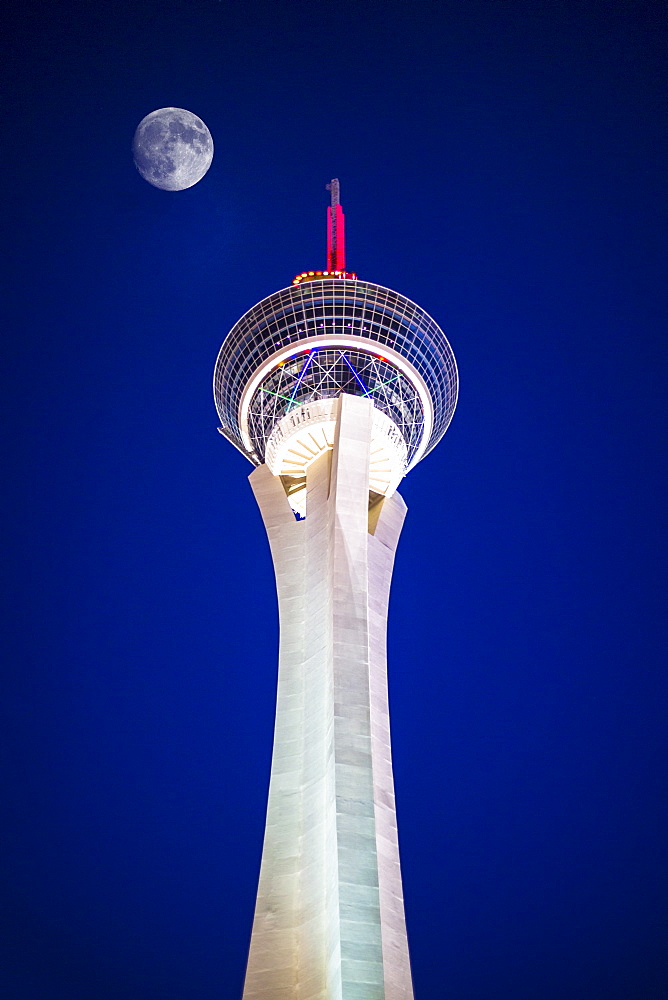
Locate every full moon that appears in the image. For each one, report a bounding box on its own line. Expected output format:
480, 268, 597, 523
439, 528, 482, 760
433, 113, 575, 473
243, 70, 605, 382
132, 108, 213, 191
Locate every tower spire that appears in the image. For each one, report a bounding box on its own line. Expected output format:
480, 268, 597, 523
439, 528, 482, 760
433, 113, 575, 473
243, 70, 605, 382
291, 180, 356, 285
326, 178, 345, 272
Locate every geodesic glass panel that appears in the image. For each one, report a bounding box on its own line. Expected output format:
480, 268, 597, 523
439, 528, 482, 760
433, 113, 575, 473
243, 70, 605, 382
247, 349, 424, 465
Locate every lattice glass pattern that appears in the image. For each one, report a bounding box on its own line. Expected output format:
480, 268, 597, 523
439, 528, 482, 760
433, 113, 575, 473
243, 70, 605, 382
213, 280, 457, 466
247, 349, 424, 465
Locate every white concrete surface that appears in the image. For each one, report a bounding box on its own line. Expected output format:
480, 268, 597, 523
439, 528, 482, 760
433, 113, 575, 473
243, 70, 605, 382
244, 394, 413, 1000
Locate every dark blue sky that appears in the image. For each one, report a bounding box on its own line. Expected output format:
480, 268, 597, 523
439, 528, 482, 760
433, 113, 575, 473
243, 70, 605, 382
2, 1, 666, 998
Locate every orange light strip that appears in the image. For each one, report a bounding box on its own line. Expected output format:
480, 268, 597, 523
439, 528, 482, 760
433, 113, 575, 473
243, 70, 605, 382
292, 270, 358, 286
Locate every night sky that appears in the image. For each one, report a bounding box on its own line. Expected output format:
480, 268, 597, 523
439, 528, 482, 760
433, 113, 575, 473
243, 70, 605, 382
2, 2, 666, 998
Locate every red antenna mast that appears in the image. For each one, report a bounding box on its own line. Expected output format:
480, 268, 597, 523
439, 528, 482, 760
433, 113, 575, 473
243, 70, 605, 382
291, 180, 356, 286
326, 178, 346, 272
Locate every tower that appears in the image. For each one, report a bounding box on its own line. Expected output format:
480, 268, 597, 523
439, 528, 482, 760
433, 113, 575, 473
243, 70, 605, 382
213, 182, 458, 999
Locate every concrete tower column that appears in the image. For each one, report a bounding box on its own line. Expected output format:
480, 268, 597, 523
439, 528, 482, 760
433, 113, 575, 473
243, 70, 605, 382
244, 394, 413, 1000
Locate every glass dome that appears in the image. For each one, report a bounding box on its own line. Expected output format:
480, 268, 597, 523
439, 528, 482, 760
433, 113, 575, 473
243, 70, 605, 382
213, 279, 458, 470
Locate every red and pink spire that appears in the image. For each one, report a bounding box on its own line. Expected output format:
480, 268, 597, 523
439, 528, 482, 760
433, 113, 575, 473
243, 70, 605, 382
292, 179, 357, 286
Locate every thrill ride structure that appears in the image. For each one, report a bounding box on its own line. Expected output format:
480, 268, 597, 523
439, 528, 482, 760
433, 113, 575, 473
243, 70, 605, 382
213, 182, 458, 1000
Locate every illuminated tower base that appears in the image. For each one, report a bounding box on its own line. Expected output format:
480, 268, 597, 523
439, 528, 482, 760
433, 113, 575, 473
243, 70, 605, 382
244, 394, 413, 1000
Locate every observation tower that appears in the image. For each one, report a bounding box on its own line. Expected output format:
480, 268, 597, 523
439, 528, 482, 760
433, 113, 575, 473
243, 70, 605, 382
213, 181, 458, 1000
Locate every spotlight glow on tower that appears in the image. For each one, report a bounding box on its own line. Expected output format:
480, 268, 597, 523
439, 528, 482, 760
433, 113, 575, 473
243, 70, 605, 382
213, 181, 458, 999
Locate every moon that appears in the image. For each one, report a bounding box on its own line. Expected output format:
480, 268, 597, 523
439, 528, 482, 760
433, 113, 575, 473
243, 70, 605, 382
132, 108, 213, 191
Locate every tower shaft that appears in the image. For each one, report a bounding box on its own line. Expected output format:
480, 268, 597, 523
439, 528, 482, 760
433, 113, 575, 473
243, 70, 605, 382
245, 394, 413, 1000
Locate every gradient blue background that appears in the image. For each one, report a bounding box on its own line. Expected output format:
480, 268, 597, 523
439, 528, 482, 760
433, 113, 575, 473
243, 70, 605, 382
2, 1, 666, 997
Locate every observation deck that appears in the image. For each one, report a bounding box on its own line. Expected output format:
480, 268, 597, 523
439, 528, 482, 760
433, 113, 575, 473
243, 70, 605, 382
214, 278, 457, 514
214, 183, 457, 516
